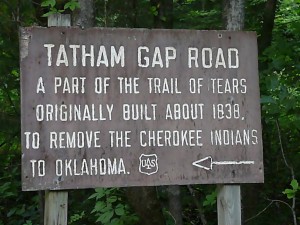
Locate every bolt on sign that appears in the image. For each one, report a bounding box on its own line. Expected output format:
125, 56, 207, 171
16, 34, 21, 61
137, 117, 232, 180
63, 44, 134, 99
20, 27, 264, 191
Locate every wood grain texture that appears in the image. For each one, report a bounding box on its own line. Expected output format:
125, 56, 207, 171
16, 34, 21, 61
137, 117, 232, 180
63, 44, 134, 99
44, 191, 68, 225
43, 14, 69, 225
217, 185, 241, 225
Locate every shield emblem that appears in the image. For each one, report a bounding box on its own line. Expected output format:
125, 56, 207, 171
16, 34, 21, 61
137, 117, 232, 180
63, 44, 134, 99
139, 154, 158, 175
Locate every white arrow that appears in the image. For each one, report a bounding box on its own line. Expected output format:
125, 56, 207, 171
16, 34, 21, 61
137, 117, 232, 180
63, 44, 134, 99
192, 156, 254, 171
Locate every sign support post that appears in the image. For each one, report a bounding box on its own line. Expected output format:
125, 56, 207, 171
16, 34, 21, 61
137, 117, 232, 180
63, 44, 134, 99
44, 190, 68, 225
44, 14, 70, 225
217, 1, 244, 225
217, 185, 241, 225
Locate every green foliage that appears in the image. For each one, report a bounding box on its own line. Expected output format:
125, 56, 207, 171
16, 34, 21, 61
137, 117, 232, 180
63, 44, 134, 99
41, 0, 64, 16
0, 159, 40, 225
150, 6, 159, 16
41, 0, 80, 17
256, 1, 300, 224
283, 179, 300, 199
203, 190, 217, 207
64, 0, 80, 11
69, 211, 85, 224
89, 188, 138, 225
0, 0, 300, 225
260, 70, 300, 124
23, 221, 32, 225
173, 0, 222, 29
162, 208, 176, 225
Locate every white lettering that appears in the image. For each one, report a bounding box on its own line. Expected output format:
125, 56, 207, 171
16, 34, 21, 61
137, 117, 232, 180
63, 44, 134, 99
202, 48, 212, 68
188, 47, 198, 68
36, 77, 45, 93
56, 44, 68, 66
210, 129, 258, 145
94, 77, 110, 94
49, 131, 101, 149
96, 46, 109, 67
123, 104, 157, 121
165, 103, 204, 120
55, 158, 127, 176
111, 46, 125, 67
165, 47, 176, 68
69, 45, 80, 66
82, 45, 94, 67
140, 130, 203, 147
138, 46, 149, 67
44, 44, 54, 66
109, 130, 131, 147
187, 47, 240, 69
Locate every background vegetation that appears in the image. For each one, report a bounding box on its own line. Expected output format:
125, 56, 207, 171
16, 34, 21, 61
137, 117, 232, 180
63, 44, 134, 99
0, 0, 299, 224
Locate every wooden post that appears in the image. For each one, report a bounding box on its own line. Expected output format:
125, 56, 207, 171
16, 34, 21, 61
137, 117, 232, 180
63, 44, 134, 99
44, 13, 70, 225
218, 1, 244, 225
44, 191, 68, 225
217, 185, 241, 225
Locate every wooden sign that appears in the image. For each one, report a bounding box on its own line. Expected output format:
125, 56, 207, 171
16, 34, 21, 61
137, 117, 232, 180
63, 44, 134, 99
20, 27, 263, 191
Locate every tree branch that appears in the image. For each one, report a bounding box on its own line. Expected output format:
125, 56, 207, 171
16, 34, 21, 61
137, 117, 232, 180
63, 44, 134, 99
245, 198, 295, 224
275, 119, 297, 225
244, 201, 273, 223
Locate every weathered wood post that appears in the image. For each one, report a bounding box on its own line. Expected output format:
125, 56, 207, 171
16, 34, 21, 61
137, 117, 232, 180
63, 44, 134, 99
217, 1, 245, 225
217, 185, 241, 225
44, 14, 70, 225
44, 190, 68, 225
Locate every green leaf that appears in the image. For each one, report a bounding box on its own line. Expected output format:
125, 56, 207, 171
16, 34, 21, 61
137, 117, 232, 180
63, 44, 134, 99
93, 188, 106, 199
270, 77, 279, 90
23, 220, 33, 225
64, 1, 80, 11
115, 204, 125, 216
88, 193, 98, 200
42, 10, 59, 17
260, 95, 275, 104
92, 201, 106, 213
7, 208, 16, 217
107, 196, 118, 203
283, 188, 296, 199
69, 211, 85, 223
41, 0, 56, 8
111, 218, 121, 225
150, 6, 158, 16
98, 211, 114, 224
203, 191, 217, 207
290, 179, 299, 190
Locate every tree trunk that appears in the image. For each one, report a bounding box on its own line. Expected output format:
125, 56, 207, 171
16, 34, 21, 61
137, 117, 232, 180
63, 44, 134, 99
72, 0, 94, 28
258, 0, 278, 54
131, 0, 138, 28
223, 0, 245, 30
39, 191, 45, 225
125, 187, 165, 225
151, 0, 173, 28
167, 185, 183, 225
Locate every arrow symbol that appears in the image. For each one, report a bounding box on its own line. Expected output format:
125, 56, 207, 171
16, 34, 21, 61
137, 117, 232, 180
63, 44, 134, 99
192, 156, 254, 171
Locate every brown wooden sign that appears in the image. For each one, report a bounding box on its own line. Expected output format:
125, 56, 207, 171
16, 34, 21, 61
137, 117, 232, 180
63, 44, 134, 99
20, 27, 263, 191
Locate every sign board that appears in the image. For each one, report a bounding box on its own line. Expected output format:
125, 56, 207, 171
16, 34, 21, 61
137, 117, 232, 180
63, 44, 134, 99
20, 27, 264, 191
